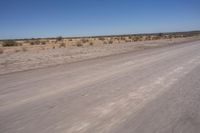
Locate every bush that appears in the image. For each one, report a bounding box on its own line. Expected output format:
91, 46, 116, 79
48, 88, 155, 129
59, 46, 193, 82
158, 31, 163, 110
89, 42, 94, 46
120, 37, 126, 41
98, 37, 105, 41
14, 49, 21, 53
76, 42, 83, 47
59, 43, 66, 48
0, 48, 3, 54
2, 40, 18, 47
30, 40, 40, 45
41, 41, 46, 45
81, 39, 89, 43
158, 33, 164, 37
56, 36, 63, 41
103, 41, 107, 44
133, 36, 140, 42
152, 36, 160, 40
145, 36, 152, 40
109, 40, 113, 44
125, 40, 131, 42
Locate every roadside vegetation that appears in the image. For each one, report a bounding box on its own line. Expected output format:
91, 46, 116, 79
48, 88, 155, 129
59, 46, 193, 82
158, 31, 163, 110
0, 31, 199, 54
2, 40, 18, 47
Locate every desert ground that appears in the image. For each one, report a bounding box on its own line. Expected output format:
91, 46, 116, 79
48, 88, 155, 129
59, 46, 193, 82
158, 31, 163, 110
1, 39, 200, 133
0, 32, 200, 74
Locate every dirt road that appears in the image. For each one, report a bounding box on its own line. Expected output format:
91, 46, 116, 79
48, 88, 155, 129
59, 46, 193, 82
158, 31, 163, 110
1, 40, 200, 133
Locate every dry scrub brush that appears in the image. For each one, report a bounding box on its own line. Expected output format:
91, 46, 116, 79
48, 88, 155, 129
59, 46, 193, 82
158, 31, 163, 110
2, 40, 18, 47
59, 43, 66, 48
76, 42, 83, 47
0, 48, 3, 54
81, 39, 89, 44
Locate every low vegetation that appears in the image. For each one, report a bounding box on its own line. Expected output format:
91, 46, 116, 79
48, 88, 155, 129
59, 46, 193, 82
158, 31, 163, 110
81, 39, 89, 44
2, 40, 18, 47
76, 42, 83, 47
89, 42, 94, 46
30, 40, 41, 45
0, 48, 3, 54
59, 43, 66, 48
56, 36, 63, 41
109, 40, 113, 44
0, 31, 199, 54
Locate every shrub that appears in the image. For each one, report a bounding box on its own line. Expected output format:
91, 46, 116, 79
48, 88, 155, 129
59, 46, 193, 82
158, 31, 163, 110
89, 42, 94, 46
81, 39, 89, 43
2, 40, 18, 47
0, 48, 3, 54
76, 42, 83, 47
103, 41, 107, 44
133, 36, 140, 42
41, 41, 46, 45
14, 49, 21, 53
30, 40, 40, 45
120, 37, 126, 41
98, 37, 105, 41
109, 40, 113, 44
145, 36, 152, 40
59, 43, 66, 48
152, 36, 160, 40
168, 35, 173, 39
125, 40, 131, 42
56, 36, 63, 41
158, 33, 164, 37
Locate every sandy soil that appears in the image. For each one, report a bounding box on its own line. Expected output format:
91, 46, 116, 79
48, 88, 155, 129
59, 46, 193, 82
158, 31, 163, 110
0, 37, 199, 75
1, 40, 200, 133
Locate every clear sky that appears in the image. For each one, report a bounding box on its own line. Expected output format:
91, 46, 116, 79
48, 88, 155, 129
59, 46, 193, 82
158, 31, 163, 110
0, 0, 200, 39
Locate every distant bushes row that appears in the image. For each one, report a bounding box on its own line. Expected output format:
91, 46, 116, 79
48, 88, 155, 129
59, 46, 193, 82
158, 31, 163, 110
2, 40, 19, 47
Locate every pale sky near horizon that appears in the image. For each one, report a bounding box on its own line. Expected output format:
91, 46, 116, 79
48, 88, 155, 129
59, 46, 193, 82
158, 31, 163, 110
0, 0, 200, 39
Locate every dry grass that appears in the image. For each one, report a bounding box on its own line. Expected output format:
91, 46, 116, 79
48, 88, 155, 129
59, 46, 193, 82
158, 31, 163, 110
30, 40, 41, 45
41, 41, 46, 45
0, 48, 3, 54
103, 41, 108, 44
98, 37, 105, 41
1, 31, 198, 55
14, 49, 21, 53
2, 40, 18, 47
109, 40, 113, 44
56, 36, 63, 41
59, 43, 66, 48
81, 39, 89, 44
89, 42, 94, 46
76, 42, 83, 47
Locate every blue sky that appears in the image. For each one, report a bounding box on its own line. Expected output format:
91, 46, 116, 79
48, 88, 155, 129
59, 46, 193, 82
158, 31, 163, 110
0, 0, 200, 39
